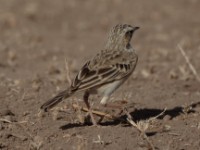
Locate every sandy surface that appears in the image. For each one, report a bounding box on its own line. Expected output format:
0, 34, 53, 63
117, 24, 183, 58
0, 0, 200, 149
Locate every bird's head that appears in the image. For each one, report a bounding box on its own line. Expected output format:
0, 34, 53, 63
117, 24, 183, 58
106, 24, 139, 50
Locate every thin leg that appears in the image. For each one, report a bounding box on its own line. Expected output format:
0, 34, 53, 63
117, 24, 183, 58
103, 100, 128, 117
83, 91, 97, 126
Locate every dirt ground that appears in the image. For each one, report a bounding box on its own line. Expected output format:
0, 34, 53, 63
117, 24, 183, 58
0, 0, 200, 149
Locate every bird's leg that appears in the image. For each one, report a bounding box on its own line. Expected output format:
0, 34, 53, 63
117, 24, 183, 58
83, 91, 98, 126
103, 100, 129, 117
101, 96, 127, 110
100, 97, 127, 119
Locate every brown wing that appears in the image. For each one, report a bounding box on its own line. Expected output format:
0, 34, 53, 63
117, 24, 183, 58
71, 50, 138, 92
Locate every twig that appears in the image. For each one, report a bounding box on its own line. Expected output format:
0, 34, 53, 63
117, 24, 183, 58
93, 135, 104, 144
20, 89, 27, 101
0, 118, 42, 149
0, 119, 33, 138
9, 133, 28, 141
124, 108, 156, 150
177, 44, 200, 82
65, 58, 72, 85
148, 108, 166, 122
0, 118, 12, 123
72, 103, 114, 119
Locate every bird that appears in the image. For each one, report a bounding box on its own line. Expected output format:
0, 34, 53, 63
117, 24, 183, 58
41, 24, 139, 126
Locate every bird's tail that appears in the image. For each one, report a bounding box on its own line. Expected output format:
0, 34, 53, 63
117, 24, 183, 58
40, 89, 73, 112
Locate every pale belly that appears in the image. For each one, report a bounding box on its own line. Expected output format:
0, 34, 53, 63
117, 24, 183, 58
88, 78, 127, 104
97, 80, 125, 96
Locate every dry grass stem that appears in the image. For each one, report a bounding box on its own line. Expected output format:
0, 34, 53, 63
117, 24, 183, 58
148, 108, 166, 122
177, 44, 200, 82
0, 118, 43, 149
20, 90, 27, 101
124, 108, 166, 150
64, 60, 85, 123
73, 98, 84, 123
0, 118, 12, 123
65, 58, 72, 85
72, 103, 114, 119
93, 135, 104, 144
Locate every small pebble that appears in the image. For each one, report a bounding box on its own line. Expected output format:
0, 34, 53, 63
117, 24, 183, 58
163, 125, 171, 132
0, 109, 14, 116
163, 115, 171, 121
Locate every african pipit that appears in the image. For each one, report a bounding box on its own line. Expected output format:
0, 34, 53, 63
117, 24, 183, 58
41, 24, 139, 126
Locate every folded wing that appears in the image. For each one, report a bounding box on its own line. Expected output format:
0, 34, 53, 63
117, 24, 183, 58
71, 51, 138, 92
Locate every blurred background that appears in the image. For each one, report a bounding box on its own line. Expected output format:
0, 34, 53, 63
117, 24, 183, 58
0, 0, 200, 77
0, 0, 200, 149
0, 0, 200, 78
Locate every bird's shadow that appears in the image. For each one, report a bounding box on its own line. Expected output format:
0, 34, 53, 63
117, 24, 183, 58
60, 101, 200, 130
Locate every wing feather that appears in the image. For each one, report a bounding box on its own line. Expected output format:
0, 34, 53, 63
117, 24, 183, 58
71, 50, 138, 92
71, 63, 135, 92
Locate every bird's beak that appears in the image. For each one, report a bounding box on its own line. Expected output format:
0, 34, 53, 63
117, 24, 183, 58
128, 26, 140, 33
133, 26, 140, 31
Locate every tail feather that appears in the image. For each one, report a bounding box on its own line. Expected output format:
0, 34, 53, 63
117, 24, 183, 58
41, 90, 72, 111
